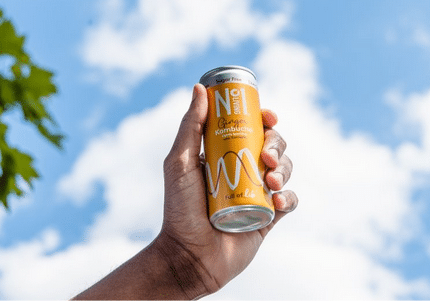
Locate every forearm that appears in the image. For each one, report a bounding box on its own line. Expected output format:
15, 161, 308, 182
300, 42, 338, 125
72, 235, 211, 300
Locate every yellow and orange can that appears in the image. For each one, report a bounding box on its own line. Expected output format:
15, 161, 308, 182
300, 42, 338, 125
200, 66, 275, 232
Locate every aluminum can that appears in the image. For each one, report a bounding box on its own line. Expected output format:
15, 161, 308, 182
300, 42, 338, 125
200, 66, 275, 232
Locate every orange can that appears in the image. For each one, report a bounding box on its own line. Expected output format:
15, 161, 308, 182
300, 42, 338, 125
200, 66, 275, 232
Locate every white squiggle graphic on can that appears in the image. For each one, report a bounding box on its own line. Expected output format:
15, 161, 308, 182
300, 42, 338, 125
205, 147, 263, 198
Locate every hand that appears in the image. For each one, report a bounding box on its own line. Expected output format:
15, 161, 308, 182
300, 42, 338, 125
72, 83, 298, 300
157, 83, 298, 298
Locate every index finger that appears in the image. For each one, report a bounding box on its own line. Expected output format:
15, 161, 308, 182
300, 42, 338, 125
261, 109, 278, 128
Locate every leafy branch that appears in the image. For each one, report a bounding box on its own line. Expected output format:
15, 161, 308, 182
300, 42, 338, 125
0, 8, 64, 210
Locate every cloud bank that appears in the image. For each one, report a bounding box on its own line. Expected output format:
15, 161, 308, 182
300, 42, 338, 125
1, 0, 430, 299
81, 0, 292, 96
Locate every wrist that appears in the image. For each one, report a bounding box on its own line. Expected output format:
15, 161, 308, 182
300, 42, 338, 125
152, 231, 219, 299
73, 232, 215, 300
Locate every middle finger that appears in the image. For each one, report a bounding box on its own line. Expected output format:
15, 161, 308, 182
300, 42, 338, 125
265, 154, 293, 191
261, 128, 287, 169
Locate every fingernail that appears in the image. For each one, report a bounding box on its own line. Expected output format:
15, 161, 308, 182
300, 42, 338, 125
268, 173, 283, 191
269, 148, 279, 160
192, 84, 199, 100
273, 193, 287, 210
273, 172, 284, 186
267, 173, 279, 191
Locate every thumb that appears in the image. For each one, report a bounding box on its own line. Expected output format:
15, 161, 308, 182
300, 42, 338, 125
168, 83, 208, 162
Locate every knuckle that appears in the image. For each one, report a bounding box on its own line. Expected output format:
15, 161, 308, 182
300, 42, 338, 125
163, 152, 184, 176
278, 155, 293, 174
276, 136, 287, 153
181, 111, 192, 124
288, 191, 299, 211
279, 166, 292, 185
283, 155, 293, 172
265, 129, 287, 154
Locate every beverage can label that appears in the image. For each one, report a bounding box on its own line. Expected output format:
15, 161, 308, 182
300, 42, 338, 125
201, 66, 274, 232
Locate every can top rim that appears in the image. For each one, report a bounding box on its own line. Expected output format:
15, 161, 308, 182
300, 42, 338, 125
199, 65, 256, 84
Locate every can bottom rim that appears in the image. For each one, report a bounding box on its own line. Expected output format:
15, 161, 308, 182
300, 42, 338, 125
210, 205, 274, 233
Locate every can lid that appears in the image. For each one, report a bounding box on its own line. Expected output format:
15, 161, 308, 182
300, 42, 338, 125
210, 205, 274, 233
199, 65, 257, 87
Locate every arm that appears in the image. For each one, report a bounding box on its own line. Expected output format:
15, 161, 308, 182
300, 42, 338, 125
73, 83, 298, 300
72, 238, 210, 299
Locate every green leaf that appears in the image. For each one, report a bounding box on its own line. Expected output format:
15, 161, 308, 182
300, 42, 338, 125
0, 76, 17, 110
0, 8, 64, 211
9, 147, 39, 187
11, 62, 22, 78
0, 151, 17, 209
0, 145, 39, 209
0, 20, 29, 64
21, 91, 49, 121
37, 123, 64, 148
21, 65, 56, 99
1, 198, 8, 210
0, 122, 7, 140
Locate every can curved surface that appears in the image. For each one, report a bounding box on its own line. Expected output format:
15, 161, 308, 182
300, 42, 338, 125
200, 66, 275, 233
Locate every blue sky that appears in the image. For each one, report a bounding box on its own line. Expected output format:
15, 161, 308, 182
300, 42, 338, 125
1, 0, 430, 299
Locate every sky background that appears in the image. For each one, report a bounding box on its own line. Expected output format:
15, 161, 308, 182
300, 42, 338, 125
1, 0, 430, 299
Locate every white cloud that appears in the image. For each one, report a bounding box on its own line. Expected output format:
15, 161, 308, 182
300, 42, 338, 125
58, 87, 191, 240
209, 233, 430, 300
0, 210, 5, 237
81, 104, 107, 132
1, 1, 430, 299
386, 88, 430, 172
385, 17, 430, 51
80, 0, 292, 96
254, 40, 416, 252
0, 228, 145, 299
413, 27, 430, 48
211, 40, 428, 299
0, 88, 194, 300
